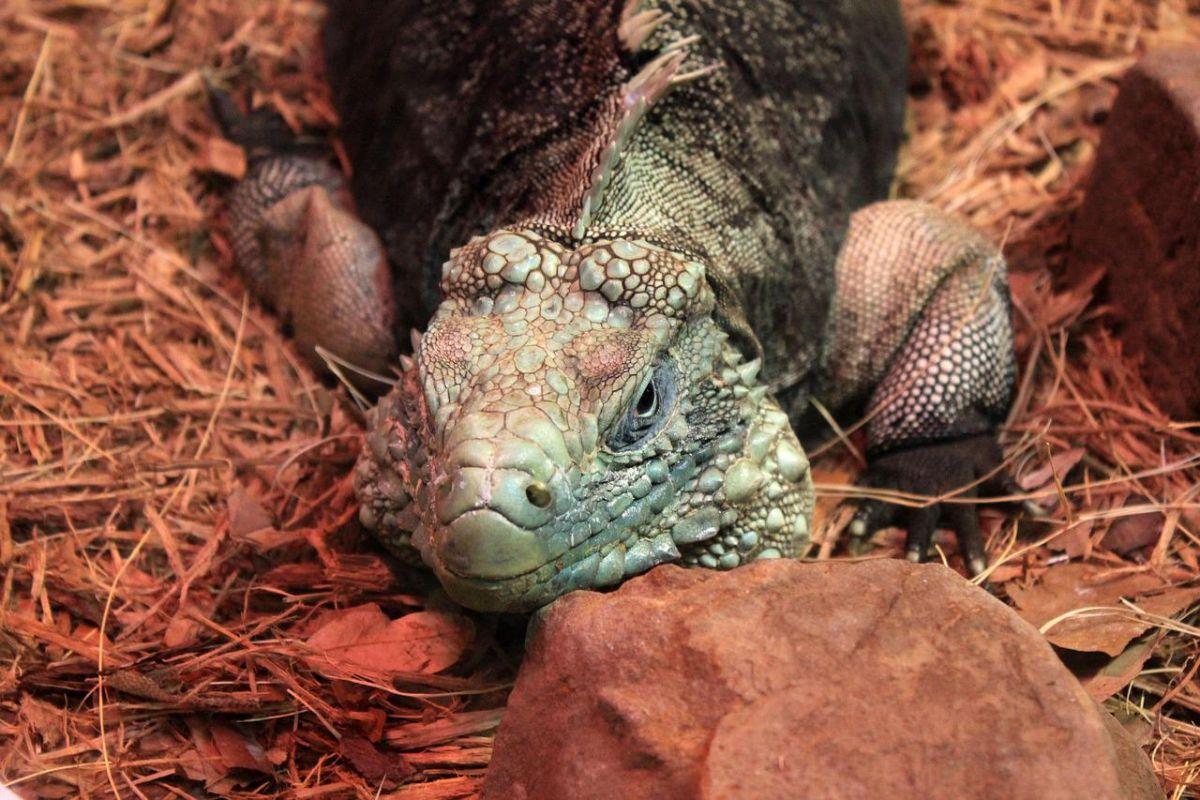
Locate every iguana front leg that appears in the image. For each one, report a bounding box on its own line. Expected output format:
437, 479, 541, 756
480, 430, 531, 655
228, 155, 397, 380
212, 91, 398, 382
821, 201, 1015, 575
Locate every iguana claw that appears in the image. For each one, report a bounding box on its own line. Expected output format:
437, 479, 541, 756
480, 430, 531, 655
848, 434, 1012, 576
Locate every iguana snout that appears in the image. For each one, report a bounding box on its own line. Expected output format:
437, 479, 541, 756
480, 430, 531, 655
355, 227, 815, 611
434, 408, 569, 582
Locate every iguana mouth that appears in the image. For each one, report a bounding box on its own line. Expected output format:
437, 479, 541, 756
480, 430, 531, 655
429, 490, 684, 612
438, 509, 552, 581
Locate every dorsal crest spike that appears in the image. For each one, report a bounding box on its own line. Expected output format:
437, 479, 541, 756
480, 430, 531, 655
572, 46, 693, 240
619, 0, 671, 53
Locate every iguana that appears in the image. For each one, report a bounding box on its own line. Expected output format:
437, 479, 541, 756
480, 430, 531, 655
222, 0, 1015, 611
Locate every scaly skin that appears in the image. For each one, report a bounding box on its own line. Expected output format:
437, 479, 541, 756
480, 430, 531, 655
222, 0, 1016, 611
354, 230, 813, 611
226, 156, 396, 380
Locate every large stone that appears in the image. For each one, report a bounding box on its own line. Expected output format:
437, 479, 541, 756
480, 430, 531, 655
481, 560, 1162, 800
1066, 47, 1200, 419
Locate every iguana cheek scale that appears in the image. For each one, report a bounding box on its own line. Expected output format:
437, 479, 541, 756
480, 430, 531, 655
223, 0, 1015, 612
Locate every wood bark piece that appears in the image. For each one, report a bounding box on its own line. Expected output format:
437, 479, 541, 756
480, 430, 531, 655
481, 560, 1162, 800
1067, 47, 1200, 419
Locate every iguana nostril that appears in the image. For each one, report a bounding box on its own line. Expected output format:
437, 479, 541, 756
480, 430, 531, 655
525, 481, 552, 509
436, 467, 553, 529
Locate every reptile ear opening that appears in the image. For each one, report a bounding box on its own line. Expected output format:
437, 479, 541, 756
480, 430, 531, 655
706, 268, 763, 362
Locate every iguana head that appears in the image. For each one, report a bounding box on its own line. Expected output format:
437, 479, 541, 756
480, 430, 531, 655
356, 226, 814, 611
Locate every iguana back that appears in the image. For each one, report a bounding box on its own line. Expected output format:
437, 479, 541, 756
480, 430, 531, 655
323, 0, 907, 393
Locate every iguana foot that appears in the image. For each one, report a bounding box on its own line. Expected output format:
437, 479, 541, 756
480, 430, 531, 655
209, 88, 319, 160
848, 434, 1008, 576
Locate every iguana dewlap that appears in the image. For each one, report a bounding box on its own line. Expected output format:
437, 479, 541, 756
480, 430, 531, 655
225, 0, 1015, 611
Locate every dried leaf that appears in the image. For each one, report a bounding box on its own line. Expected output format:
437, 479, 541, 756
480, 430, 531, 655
163, 611, 201, 648
1047, 518, 1093, 558
1078, 631, 1162, 701
18, 693, 64, 747
1018, 447, 1086, 490
1009, 563, 1200, 655
209, 722, 273, 774
185, 717, 273, 785
1102, 510, 1165, 555
178, 746, 227, 785
184, 717, 233, 785
197, 136, 247, 179
306, 603, 473, 676
228, 485, 274, 537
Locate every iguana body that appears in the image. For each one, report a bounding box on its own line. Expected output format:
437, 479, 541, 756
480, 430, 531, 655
225, 0, 1015, 611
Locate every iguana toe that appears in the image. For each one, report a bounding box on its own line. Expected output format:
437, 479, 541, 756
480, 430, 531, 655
850, 434, 1005, 576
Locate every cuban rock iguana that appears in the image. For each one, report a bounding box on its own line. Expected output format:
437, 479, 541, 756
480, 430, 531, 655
221, 0, 1015, 611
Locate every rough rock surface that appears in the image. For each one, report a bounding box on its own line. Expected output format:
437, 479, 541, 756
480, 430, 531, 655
1067, 47, 1200, 419
481, 559, 1162, 800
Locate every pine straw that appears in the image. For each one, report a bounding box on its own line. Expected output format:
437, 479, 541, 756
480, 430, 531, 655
0, 0, 1198, 797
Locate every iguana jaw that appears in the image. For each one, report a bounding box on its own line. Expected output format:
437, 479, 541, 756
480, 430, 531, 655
418, 411, 712, 611
428, 495, 691, 612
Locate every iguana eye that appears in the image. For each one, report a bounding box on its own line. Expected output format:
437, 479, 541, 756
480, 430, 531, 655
635, 381, 658, 418
608, 360, 676, 452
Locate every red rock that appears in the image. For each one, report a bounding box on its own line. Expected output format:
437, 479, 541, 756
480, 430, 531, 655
481, 559, 1162, 800
1067, 47, 1200, 419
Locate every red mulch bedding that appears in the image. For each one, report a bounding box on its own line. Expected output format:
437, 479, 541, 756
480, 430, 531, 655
1, 1, 1197, 797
